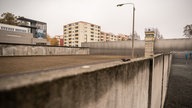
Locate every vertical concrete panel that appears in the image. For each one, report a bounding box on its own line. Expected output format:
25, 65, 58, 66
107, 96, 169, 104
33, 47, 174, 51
151, 56, 164, 108
161, 55, 169, 108
0, 45, 2, 56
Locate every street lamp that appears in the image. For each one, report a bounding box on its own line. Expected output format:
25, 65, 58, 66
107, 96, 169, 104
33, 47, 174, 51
117, 3, 135, 58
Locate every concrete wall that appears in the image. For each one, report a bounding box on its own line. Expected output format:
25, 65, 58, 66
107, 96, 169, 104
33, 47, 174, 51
82, 38, 192, 56
0, 43, 89, 56
0, 30, 33, 44
82, 41, 145, 56
0, 54, 172, 108
155, 38, 192, 53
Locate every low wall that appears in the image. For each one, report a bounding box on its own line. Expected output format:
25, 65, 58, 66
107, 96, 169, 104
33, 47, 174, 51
0, 54, 172, 108
0, 43, 89, 56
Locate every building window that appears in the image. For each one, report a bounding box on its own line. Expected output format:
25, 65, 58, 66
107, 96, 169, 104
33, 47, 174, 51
75, 34, 78, 36
75, 30, 78, 32
75, 26, 78, 29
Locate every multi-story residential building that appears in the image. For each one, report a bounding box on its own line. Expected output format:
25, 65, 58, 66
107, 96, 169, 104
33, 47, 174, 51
117, 34, 131, 41
100, 31, 117, 42
63, 21, 101, 47
55, 35, 64, 46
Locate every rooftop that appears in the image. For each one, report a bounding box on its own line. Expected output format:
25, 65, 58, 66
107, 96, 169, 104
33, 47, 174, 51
18, 17, 46, 24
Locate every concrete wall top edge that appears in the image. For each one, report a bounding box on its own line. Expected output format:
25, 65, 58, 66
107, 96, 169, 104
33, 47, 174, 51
0, 56, 152, 91
0, 43, 89, 48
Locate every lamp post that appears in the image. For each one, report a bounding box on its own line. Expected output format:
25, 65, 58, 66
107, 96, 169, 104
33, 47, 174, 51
117, 3, 135, 58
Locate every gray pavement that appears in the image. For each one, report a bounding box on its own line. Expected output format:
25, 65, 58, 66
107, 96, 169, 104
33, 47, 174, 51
164, 56, 192, 108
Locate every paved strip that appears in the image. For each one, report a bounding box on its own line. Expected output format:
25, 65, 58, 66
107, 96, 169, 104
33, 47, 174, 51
164, 58, 192, 108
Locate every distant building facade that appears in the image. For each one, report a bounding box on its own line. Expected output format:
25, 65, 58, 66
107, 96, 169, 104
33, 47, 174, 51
0, 23, 33, 44
63, 21, 101, 47
117, 34, 131, 41
0, 23, 30, 33
100, 32, 117, 42
0, 17, 48, 45
63, 21, 141, 47
18, 17, 47, 39
55, 35, 64, 46
18, 17, 48, 45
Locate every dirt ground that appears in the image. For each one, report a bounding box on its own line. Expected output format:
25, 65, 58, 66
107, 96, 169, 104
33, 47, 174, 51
164, 57, 192, 108
0, 55, 128, 76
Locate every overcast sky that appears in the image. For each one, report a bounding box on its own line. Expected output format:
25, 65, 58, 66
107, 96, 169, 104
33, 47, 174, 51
0, 0, 192, 39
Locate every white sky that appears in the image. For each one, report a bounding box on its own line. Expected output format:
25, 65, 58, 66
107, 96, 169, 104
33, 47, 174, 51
0, 0, 192, 39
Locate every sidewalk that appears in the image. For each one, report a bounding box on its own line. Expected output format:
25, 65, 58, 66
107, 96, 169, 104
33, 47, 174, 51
164, 57, 192, 108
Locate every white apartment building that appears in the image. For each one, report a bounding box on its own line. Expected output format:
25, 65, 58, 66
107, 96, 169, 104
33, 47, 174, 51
100, 31, 117, 42
117, 34, 131, 41
63, 21, 101, 47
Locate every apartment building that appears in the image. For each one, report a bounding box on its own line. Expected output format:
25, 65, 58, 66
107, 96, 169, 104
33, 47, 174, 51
100, 31, 117, 42
55, 35, 64, 46
63, 21, 101, 47
117, 34, 131, 41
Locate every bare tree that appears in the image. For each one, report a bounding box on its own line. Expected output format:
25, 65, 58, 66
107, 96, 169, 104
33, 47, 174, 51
184, 24, 192, 38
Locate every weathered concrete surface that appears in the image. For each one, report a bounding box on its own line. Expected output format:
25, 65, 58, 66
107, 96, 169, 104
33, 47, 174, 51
0, 30, 33, 44
155, 38, 192, 53
151, 55, 164, 108
0, 43, 89, 56
82, 38, 192, 55
161, 54, 171, 108
0, 54, 172, 108
148, 54, 172, 108
82, 41, 145, 56
0, 55, 126, 75
0, 58, 150, 108
164, 55, 192, 108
